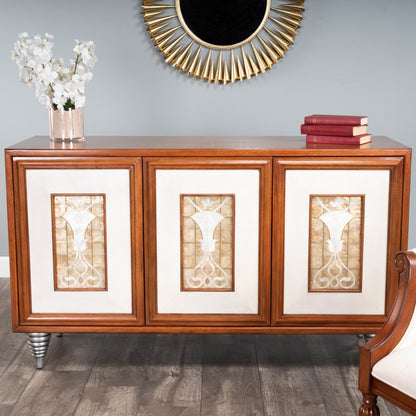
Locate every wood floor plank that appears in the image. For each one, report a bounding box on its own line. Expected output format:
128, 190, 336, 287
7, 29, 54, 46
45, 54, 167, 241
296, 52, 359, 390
0, 343, 36, 416
204, 334, 255, 345
137, 405, 200, 416
0, 278, 8, 291
73, 334, 155, 416
306, 334, 361, 416
45, 333, 106, 372
171, 335, 203, 408
0, 280, 27, 377
74, 386, 142, 416
91, 334, 155, 387
139, 334, 203, 413
0, 279, 10, 315
201, 338, 264, 416
0, 323, 26, 376
256, 334, 326, 416
8, 370, 90, 416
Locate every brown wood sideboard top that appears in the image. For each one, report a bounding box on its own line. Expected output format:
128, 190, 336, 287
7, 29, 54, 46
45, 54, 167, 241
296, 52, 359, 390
6, 135, 410, 157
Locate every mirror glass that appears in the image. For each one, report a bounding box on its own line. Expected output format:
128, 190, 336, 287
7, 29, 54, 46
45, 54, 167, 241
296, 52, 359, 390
178, 0, 268, 47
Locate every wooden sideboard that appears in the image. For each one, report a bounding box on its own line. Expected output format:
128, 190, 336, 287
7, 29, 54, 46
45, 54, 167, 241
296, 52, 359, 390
5, 136, 411, 368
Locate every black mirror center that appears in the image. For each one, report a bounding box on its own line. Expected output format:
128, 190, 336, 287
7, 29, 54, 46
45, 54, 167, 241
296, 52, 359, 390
178, 0, 268, 47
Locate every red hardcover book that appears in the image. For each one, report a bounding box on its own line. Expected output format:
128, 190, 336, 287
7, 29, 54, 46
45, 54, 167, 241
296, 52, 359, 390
306, 142, 371, 149
306, 134, 372, 145
301, 124, 367, 136
304, 114, 368, 126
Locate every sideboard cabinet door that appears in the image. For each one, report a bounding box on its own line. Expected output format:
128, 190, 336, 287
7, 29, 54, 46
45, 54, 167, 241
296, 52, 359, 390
11, 157, 144, 329
144, 157, 272, 326
272, 157, 406, 329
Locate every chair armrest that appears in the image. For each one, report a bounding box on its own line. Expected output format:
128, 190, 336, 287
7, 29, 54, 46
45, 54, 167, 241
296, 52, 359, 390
359, 250, 416, 392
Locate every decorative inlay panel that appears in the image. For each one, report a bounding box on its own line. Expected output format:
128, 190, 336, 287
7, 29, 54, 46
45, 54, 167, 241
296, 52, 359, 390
51, 194, 107, 291
180, 194, 235, 291
309, 195, 364, 292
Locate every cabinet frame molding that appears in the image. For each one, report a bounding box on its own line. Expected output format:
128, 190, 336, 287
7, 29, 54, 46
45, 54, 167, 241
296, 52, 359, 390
143, 157, 272, 326
9, 157, 144, 328
272, 157, 407, 328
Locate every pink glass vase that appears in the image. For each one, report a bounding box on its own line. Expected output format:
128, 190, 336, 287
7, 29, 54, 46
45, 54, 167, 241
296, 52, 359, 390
49, 108, 84, 141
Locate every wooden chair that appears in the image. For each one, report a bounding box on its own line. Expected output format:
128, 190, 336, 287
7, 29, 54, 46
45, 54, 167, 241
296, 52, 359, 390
359, 250, 416, 415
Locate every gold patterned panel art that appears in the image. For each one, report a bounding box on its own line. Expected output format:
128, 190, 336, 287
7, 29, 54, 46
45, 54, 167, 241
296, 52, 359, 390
181, 194, 235, 291
51, 194, 108, 291
309, 195, 364, 292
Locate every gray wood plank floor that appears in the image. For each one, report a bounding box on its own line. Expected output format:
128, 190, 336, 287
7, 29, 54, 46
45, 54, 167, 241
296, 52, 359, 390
0, 279, 410, 416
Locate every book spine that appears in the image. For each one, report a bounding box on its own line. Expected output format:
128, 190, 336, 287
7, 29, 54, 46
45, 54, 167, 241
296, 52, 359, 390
306, 142, 371, 149
301, 124, 366, 136
306, 135, 371, 144
304, 115, 367, 125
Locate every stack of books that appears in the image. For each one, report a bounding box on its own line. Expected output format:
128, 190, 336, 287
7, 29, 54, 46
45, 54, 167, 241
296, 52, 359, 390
301, 114, 372, 145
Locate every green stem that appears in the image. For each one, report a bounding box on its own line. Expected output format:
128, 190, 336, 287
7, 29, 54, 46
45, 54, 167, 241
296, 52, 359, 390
50, 83, 57, 110
73, 53, 80, 75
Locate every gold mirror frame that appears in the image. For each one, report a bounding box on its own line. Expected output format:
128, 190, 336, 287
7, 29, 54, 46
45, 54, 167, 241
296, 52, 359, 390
142, 0, 305, 85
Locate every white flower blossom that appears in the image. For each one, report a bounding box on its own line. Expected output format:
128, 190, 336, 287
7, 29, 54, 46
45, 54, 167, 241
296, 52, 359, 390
38, 94, 51, 107
11, 33, 96, 110
74, 95, 86, 108
73, 42, 83, 54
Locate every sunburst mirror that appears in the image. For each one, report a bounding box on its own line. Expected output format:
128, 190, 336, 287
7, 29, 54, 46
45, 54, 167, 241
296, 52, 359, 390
142, 0, 305, 85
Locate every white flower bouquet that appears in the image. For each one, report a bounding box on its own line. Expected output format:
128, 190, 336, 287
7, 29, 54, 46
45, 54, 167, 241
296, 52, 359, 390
11, 32, 97, 111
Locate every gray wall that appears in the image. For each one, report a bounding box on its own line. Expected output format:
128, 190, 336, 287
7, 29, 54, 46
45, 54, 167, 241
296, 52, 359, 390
1, 0, 416, 255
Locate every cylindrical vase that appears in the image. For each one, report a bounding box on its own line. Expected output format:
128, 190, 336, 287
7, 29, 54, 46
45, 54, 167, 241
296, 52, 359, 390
49, 108, 84, 141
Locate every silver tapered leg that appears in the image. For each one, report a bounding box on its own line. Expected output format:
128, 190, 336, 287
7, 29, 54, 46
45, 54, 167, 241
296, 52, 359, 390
357, 334, 376, 346
364, 334, 375, 341
27, 333, 51, 369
